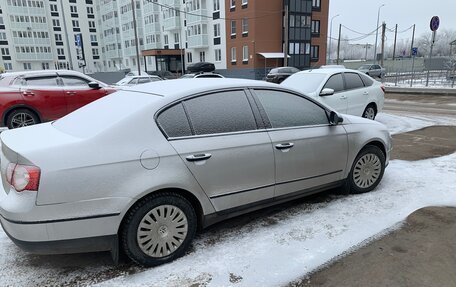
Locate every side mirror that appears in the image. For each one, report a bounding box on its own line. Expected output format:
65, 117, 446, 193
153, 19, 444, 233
329, 111, 344, 126
88, 81, 100, 89
320, 88, 335, 96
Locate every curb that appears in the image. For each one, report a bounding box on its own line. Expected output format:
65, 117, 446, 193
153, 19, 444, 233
385, 87, 456, 96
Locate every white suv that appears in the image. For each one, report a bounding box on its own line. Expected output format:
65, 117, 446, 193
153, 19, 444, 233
282, 68, 384, 120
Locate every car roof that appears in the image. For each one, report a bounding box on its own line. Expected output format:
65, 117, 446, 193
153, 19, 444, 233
125, 78, 280, 100
296, 68, 360, 75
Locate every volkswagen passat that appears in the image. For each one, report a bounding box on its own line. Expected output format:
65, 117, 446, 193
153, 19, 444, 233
0, 79, 391, 267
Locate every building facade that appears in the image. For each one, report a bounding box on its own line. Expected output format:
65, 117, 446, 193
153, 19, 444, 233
0, 0, 328, 77
0, 0, 102, 73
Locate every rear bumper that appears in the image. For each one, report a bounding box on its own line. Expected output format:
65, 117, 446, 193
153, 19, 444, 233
1, 219, 116, 254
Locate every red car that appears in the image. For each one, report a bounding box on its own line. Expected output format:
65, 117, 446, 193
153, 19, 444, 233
0, 70, 116, 129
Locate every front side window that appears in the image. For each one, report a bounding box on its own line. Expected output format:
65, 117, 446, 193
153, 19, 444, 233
323, 74, 344, 93
61, 76, 89, 87
184, 91, 257, 135
25, 76, 58, 86
255, 90, 328, 128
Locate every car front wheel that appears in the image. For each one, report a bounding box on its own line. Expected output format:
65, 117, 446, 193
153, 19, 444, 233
347, 145, 385, 194
120, 192, 197, 267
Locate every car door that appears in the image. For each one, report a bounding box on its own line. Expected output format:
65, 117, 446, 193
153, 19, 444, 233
20, 75, 67, 120
252, 89, 348, 198
319, 73, 348, 113
159, 90, 275, 212
343, 72, 369, 117
60, 75, 107, 113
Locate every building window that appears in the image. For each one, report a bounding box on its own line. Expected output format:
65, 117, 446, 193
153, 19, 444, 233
215, 49, 221, 62
72, 20, 79, 27
242, 0, 248, 5
88, 21, 95, 28
4, 62, 13, 71
164, 35, 169, 45
214, 23, 220, 37
231, 47, 236, 62
200, 51, 205, 62
311, 45, 319, 61
23, 63, 32, 70
50, 4, 57, 11
213, 0, 220, 11
242, 18, 248, 34
90, 34, 97, 42
1, 48, 9, 55
174, 33, 179, 44
87, 7, 94, 14
230, 0, 235, 8
53, 19, 60, 26
242, 45, 248, 62
312, 0, 321, 9
187, 52, 193, 63
42, 63, 50, 70
92, 48, 99, 55
70, 5, 77, 13
311, 20, 320, 35
231, 21, 236, 35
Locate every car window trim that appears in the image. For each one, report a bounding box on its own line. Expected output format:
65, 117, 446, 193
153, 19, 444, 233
250, 87, 331, 129
167, 128, 269, 141
155, 88, 263, 140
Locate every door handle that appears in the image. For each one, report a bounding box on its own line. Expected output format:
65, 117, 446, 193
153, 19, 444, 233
22, 91, 34, 96
66, 91, 76, 95
339, 95, 347, 99
363, 92, 369, 95
275, 143, 294, 150
186, 153, 212, 162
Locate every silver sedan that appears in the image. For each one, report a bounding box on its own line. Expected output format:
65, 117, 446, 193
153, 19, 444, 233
0, 79, 392, 267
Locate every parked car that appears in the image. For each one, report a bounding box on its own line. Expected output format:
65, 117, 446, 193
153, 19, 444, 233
147, 70, 178, 80
187, 62, 216, 73
0, 79, 391, 267
358, 64, 386, 78
266, 67, 300, 83
180, 72, 224, 79
282, 68, 385, 120
0, 70, 116, 129
113, 75, 162, 87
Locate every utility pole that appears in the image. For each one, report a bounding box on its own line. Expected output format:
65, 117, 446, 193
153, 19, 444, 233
374, 4, 385, 64
426, 31, 437, 87
336, 24, 341, 65
328, 14, 340, 63
131, 0, 141, 75
381, 22, 386, 67
284, 3, 289, 66
392, 24, 398, 60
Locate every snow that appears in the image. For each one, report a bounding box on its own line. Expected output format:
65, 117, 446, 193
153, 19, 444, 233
1, 113, 456, 286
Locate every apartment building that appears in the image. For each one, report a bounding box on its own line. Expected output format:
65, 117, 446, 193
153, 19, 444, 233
225, 0, 329, 79
97, 0, 227, 74
0, 0, 102, 73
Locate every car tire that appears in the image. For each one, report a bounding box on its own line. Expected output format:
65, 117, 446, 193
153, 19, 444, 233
347, 145, 385, 194
6, 108, 40, 129
362, 104, 377, 120
120, 192, 197, 267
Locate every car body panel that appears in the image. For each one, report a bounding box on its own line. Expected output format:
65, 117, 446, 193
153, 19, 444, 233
0, 79, 391, 256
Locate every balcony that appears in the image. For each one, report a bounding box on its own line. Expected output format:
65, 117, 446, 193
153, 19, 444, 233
163, 16, 181, 31
106, 50, 122, 59
187, 34, 208, 49
16, 53, 53, 61
186, 9, 208, 24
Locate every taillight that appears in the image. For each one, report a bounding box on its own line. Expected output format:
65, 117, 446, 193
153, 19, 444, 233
381, 85, 385, 93
6, 163, 40, 192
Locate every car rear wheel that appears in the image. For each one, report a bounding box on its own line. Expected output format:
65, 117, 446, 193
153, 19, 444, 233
6, 109, 40, 129
362, 104, 377, 120
120, 193, 197, 267
348, 146, 385, 194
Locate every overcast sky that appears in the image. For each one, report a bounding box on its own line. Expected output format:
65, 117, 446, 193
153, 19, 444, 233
329, 0, 456, 46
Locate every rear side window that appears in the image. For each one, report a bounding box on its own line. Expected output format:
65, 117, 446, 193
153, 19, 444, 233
255, 90, 328, 128
323, 74, 344, 93
25, 77, 58, 86
157, 103, 192, 138
184, 90, 257, 135
359, 73, 374, 86
344, 73, 365, 90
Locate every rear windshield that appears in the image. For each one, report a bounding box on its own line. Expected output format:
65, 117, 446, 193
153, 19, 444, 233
282, 73, 327, 94
53, 91, 161, 138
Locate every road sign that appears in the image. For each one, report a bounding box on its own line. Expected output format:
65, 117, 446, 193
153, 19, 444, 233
430, 16, 440, 31
411, 47, 418, 56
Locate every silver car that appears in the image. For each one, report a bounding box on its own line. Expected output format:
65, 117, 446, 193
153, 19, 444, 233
0, 79, 392, 267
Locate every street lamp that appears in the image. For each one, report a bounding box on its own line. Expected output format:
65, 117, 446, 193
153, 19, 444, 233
328, 14, 340, 63
373, 4, 385, 64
